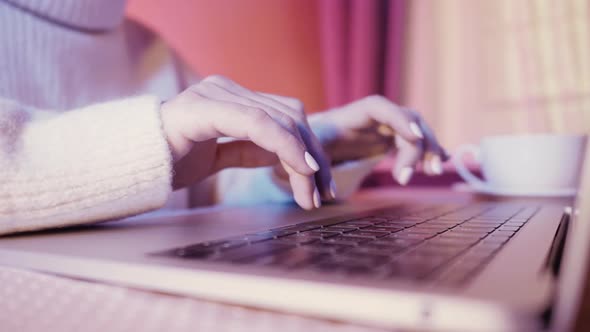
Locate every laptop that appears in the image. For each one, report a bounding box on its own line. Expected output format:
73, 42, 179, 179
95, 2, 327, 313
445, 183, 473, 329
1, 144, 589, 332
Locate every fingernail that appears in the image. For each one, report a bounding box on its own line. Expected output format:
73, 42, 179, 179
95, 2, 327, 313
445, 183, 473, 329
431, 156, 443, 175
304, 152, 320, 172
329, 180, 337, 199
313, 188, 322, 208
409, 122, 424, 139
396, 167, 413, 186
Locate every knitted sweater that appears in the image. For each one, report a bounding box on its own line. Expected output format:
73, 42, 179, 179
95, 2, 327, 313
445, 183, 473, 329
0, 0, 379, 235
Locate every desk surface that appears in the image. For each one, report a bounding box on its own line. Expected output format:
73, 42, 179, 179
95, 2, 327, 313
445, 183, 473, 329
0, 187, 573, 332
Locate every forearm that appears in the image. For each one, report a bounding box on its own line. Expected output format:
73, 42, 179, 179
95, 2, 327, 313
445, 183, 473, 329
0, 96, 173, 235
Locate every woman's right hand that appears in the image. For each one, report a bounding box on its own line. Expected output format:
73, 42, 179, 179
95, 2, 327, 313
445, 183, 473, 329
160, 75, 333, 210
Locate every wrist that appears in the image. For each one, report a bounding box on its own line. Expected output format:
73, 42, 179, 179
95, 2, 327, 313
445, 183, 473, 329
159, 101, 191, 162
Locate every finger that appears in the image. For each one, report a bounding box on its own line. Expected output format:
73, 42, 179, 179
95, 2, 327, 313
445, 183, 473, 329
392, 134, 424, 185
216, 82, 333, 202
213, 141, 318, 210
180, 100, 319, 177
213, 140, 279, 171
351, 95, 424, 143
261, 92, 335, 201
415, 116, 450, 161
197, 82, 326, 205
422, 152, 443, 176
283, 162, 321, 210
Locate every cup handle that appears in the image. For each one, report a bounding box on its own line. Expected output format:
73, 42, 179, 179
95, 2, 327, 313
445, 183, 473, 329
452, 144, 488, 189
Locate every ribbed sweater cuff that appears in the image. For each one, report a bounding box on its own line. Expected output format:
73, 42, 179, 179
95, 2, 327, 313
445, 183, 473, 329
0, 95, 173, 235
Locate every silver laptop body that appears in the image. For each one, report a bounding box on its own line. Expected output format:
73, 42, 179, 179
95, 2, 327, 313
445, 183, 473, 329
2, 143, 590, 332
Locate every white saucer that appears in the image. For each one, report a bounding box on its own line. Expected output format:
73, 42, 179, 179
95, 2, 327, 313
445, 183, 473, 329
452, 183, 577, 197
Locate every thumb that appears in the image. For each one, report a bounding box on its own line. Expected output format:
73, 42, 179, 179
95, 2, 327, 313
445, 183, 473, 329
213, 140, 279, 172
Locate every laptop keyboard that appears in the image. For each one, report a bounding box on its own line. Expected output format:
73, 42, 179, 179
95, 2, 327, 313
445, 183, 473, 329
157, 203, 538, 287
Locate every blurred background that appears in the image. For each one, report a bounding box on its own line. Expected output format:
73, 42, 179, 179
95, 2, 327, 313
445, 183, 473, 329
127, 0, 589, 180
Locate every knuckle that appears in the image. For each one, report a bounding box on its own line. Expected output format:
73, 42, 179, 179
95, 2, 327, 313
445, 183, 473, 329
203, 74, 229, 86
286, 97, 305, 113
365, 94, 388, 104
279, 113, 298, 132
286, 119, 299, 133
195, 80, 216, 92
248, 108, 270, 123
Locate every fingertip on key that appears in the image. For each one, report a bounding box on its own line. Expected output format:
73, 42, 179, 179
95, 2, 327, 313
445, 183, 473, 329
329, 180, 337, 200
313, 188, 322, 208
395, 167, 414, 186
431, 155, 444, 175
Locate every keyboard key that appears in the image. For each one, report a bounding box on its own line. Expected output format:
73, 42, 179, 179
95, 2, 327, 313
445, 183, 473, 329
413, 224, 451, 231
435, 237, 480, 246
498, 225, 519, 232
376, 236, 424, 245
384, 220, 421, 226
276, 224, 321, 234
350, 230, 390, 238
281, 232, 324, 243
390, 232, 434, 240
338, 221, 376, 228
456, 224, 497, 232
323, 226, 358, 233
365, 225, 404, 232
307, 230, 341, 238
480, 236, 509, 244
403, 228, 440, 236
323, 236, 370, 245
493, 230, 516, 237
467, 219, 505, 225
242, 232, 278, 243
504, 221, 525, 227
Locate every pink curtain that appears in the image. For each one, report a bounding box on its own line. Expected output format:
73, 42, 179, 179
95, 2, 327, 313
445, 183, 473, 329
318, 0, 409, 108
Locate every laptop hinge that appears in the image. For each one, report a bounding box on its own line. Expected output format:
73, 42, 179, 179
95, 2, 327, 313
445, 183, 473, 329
544, 209, 571, 277
540, 209, 572, 328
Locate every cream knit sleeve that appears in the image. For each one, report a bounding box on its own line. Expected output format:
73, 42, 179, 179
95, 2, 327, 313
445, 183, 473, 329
0, 96, 173, 235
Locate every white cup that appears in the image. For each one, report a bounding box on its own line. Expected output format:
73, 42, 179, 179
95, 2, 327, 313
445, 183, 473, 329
452, 134, 587, 192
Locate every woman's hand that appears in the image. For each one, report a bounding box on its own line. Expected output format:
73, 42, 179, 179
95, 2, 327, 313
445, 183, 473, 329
308, 95, 448, 185
160, 75, 333, 210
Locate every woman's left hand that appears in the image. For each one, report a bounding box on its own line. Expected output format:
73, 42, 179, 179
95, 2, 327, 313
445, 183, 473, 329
307, 95, 449, 185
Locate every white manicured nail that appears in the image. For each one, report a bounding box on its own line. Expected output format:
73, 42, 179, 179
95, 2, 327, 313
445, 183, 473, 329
409, 122, 424, 139
396, 167, 413, 186
431, 156, 443, 175
304, 152, 320, 172
313, 188, 322, 208
329, 180, 337, 199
